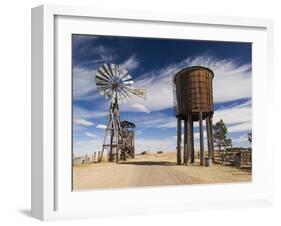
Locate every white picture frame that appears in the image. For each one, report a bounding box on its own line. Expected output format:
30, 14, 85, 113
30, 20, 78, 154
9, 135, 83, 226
31, 4, 274, 221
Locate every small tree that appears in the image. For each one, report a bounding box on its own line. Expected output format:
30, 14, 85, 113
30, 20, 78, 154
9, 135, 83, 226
213, 119, 232, 163
224, 138, 232, 151
213, 119, 227, 152
248, 132, 252, 143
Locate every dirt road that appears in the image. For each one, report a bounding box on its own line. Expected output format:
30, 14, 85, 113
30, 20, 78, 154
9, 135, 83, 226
73, 152, 251, 190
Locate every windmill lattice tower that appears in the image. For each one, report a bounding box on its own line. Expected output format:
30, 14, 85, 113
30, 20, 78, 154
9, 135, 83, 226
95, 63, 146, 163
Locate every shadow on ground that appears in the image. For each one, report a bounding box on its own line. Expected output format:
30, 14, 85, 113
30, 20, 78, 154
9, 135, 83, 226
119, 161, 176, 166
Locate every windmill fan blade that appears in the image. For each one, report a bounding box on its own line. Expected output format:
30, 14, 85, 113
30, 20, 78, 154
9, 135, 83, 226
96, 81, 111, 90
96, 74, 110, 83
96, 84, 110, 90
100, 65, 112, 79
121, 74, 132, 81
100, 87, 113, 98
108, 64, 115, 77
103, 64, 114, 78
119, 87, 131, 99
117, 89, 128, 101
113, 64, 118, 77
96, 69, 111, 81
123, 80, 134, 85
95, 78, 110, 86
118, 69, 128, 79
96, 81, 109, 86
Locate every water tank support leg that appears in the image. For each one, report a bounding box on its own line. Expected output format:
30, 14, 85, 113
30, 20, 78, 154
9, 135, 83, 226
183, 119, 188, 165
199, 112, 205, 166
191, 120, 195, 163
177, 118, 182, 165
187, 113, 192, 165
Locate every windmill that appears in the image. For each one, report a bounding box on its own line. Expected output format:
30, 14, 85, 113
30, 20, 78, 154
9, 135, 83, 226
95, 63, 146, 163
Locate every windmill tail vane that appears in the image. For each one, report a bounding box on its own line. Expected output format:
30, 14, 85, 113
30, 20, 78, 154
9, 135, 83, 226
126, 87, 146, 99
95, 63, 146, 163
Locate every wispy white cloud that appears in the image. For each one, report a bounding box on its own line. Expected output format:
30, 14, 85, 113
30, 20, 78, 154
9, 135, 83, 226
73, 44, 114, 100
227, 122, 251, 133
73, 67, 96, 98
232, 134, 249, 143
131, 103, 151, 113
123, 73, 173, 112
130, 114, 176, 130
214, 99, 251, 132
72, 108, 108, 135
74, 118, 94, 127
229, 134, 251, 148
73, 106, 108, 119
77, 45, 114, 66
96, 124, 107, 129
121, 55, 139, 71
85, 132, 97, 138
72, 35, 99, 52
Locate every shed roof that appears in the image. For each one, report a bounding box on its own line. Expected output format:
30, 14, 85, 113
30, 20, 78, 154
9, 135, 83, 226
121, 120, 136, 128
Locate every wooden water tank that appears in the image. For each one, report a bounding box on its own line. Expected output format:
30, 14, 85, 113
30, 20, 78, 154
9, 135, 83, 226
174, 66, 214, 120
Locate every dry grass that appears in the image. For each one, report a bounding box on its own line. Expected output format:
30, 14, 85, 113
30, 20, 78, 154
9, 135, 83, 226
73, 151, 251, 190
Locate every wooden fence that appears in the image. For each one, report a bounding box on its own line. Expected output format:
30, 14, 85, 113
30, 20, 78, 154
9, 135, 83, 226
213, 149, 252, 170
73, 151, 101, 166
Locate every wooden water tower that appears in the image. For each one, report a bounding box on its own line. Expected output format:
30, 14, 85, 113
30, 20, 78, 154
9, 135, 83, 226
173, 66, 215, 166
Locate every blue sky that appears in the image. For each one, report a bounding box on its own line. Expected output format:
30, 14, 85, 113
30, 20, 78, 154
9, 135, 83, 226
72, 34, 252, 156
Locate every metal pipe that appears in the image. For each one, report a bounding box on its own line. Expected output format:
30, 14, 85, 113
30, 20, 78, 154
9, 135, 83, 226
206, 116, 212, 159
210, 115, 214, 160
